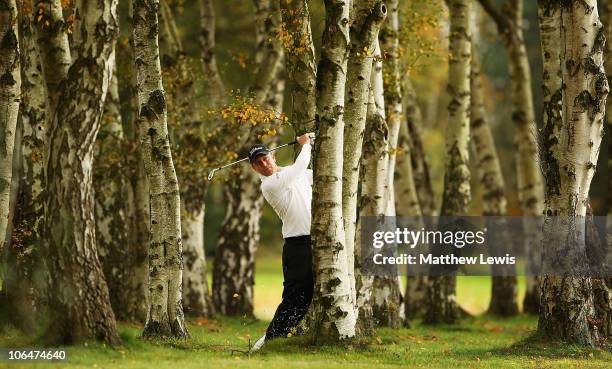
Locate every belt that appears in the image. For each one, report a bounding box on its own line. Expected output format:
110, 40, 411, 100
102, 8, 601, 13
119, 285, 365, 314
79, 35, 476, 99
284, 234, 311, 243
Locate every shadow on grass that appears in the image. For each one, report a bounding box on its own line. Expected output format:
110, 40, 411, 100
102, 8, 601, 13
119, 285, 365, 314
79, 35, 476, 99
451, 331, 610, 361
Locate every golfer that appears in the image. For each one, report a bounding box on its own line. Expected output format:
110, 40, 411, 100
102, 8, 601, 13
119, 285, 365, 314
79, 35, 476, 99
249, 133, 314, 351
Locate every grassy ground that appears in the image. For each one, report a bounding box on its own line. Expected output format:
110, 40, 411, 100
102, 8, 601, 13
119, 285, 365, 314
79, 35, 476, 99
1, 257, 610, 368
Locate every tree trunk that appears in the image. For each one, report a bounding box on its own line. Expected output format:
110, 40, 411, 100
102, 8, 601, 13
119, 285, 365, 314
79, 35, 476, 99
133, 0, 188, 338
182, 208, 214, 317
35, 0, 121, 345
404, 80, 436, 217
94, 70, 134, 321
528, 0, 563, 316
156, 0, 215, 318
0, 0, 20, 268
470, 17, 518, 317
355, 40, 390, 335
424, 0, 471, 326
402, 79, 433, 320
370, 8, 404, 326
212, 0, 284, 317
279, 0, 317, 135
479, 0, 546, 314
537, 0, 607, 347
309, 0, 356, 343
505, 0, 545, 317
341, 0, 386, 334
200, 0, 225, 105
116, 36, 149, 322
0, 4, 45, 331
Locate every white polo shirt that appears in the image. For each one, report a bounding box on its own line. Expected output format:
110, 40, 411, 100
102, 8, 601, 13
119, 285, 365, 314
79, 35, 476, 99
260, 144, 313, 238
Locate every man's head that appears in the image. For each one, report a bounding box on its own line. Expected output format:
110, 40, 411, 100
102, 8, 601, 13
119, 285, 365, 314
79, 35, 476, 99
249, 144, 278, 176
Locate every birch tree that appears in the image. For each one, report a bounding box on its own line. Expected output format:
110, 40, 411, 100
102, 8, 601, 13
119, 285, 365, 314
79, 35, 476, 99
35, 0, 121, 344
157, 0, 214, 318
341, 0, 386, 332
133, 0, 187, 338
537, 0, 608, 347
478, 0, 545, 314
116, 29, 150, 322
93, 70, 133, 319
405, 80, 437, 217
470, 26, 518, 316
212, 0, 284, 316
401, 79, 434, 320
0, 0, 20, 268
425, 0, 471, 325
0, 0, 24, 327
279, 0, 317, 136
371, 1, 404, 327
309, 0, 356, 342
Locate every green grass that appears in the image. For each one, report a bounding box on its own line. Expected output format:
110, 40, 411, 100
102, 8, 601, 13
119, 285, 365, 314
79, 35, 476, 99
1, 257, 609, 368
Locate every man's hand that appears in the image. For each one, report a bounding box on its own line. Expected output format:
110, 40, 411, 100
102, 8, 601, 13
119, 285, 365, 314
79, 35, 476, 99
296, 133, 312, 146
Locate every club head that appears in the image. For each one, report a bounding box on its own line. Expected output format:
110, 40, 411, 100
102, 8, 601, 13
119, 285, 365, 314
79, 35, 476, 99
207, 169, 217, 181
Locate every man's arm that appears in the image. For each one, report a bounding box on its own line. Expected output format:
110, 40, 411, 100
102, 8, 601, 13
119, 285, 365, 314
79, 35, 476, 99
274, 141, 311, 187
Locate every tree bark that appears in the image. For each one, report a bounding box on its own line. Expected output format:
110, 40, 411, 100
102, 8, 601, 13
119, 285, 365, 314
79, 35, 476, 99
309, 0, 356, 343
199, 0, 225, 106
156, 0, 215, 318
212, 0, 284, 317
425, 0, 471, 326
479, 0, 546, 314
94, 70, 134, 321
279, 0, 317, 135
116, 34, 149, 322
537, 0, 608, 347
133, 0, 188, 338
0, 0, 20, 267
371, 5, 405, 327
404, 80, 436, 217
341, 0, 386, 333
401, 79, 433, 320
470, 17, 518, 317
0, 3, 45, 331
35, 0, 121, 345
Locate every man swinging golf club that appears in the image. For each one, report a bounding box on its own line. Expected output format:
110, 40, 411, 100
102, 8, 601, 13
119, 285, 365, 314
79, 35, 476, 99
249, 133, 314, 352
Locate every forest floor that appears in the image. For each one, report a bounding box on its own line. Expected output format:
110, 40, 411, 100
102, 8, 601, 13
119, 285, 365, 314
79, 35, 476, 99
1, 257, 610, 369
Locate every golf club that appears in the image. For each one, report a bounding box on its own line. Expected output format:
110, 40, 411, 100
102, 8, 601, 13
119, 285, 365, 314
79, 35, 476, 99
207, 140, 298, 180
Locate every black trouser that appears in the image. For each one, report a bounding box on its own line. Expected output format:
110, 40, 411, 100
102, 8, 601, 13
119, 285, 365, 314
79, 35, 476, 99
265, 235, 314, 340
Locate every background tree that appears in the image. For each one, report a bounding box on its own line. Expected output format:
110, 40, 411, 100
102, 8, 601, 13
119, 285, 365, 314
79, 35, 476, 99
371, 3, 404, 326
0, 0, 24, 328
0, 0, 20, 271
212, 0, 285, 317
537, 0, 607, 347
470, 9, 518, 317
478, 0, 545, 315
132, 0, 187, 338
424, 0, 471, 325
279, 0, 317, 136
35, 0, 120, 345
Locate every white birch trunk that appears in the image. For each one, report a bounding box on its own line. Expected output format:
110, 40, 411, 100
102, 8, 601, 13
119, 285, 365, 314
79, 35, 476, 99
133, 0, 187, 338
310, 0, 356, 342
470, 31, 518, 316
341, 0, 386, 330
537, 0, 608, 347
35, 0, 121, 345
0, 0, 20, 260
425, 0, 471, 325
